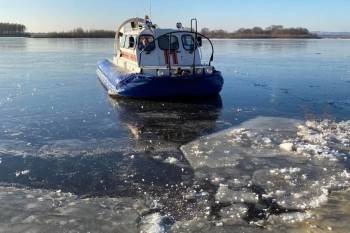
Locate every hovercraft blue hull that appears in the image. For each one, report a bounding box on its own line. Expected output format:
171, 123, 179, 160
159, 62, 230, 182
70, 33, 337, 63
96, 59, 224, 98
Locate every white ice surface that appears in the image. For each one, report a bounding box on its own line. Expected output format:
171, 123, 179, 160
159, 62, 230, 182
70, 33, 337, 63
139, 213, 174, 233
0, 186, 140, 232
181, 117, 350, 212
0, 186, 173, 233
0, 137, 179, 158
2, 116, 350, 231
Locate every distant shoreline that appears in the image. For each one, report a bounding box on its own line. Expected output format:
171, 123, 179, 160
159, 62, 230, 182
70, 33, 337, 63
2, 22, 350, 39
0, 34, 30, 38
2, 34, 350, 39
0, 33, 320, 39
2, 32, 350, 40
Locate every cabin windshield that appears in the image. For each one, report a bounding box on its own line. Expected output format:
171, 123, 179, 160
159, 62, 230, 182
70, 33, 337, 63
158, 35, 179, 50
138, 35, 155, 51
181, 34, 195, 51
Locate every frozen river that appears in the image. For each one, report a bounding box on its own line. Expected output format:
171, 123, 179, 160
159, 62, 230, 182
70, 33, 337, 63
0, 38, 350, 232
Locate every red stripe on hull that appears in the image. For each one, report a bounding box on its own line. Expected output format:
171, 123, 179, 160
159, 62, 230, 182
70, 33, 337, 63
164, 51, 169, 64
172, 51, 178, 64
120, 51, 137, 62
164, 51, 179, 65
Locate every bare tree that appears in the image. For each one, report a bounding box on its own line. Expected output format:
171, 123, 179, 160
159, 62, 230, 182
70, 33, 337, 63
0, 23, 27, 36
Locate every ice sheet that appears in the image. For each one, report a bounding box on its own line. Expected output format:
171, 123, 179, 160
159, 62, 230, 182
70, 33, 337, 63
2, 116, 349, 231
0, 186, 141, 232
0, 137, 180, 158
181, 116, 350, 218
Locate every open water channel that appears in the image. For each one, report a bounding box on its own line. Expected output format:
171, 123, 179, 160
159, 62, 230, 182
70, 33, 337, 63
0, 38, 350, 232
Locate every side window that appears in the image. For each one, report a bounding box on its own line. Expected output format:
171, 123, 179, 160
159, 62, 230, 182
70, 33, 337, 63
158, 35, 179, 50
128, 36, 135, 48
138, 35, 155, 51
120, 35, 127, 48
121, 35, 135, 49
182, 35, 194, 51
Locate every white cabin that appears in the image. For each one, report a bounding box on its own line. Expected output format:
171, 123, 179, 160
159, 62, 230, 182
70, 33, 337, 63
112, 17, 214, 77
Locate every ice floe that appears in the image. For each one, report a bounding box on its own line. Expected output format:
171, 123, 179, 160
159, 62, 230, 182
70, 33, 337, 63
1, 116, 350, 231
0, 137, 178, 158
0, 186, 141, 232
0, 186, 183, 233
181, 116, 350, 224
139, 213, 174, 233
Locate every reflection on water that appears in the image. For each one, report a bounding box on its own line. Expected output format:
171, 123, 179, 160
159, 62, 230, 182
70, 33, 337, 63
107, 96, 224, 217
0, 96, 223, 206
0, 37, 28, 51
110, 96, 223, 143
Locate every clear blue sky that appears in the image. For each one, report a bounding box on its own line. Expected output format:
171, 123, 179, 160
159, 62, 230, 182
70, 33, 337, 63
1, 0, 349, 32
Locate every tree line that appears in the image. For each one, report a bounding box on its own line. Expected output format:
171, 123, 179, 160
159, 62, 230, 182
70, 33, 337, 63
200, 25, 318, 39
1, 22, 318, 39
31, 28, 115, 38
0, 23, 29, 36
33, 25, 317, 39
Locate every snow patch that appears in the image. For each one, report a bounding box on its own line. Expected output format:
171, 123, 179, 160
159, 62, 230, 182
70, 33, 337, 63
140, 213, 174, 233
15, 170, 30, 177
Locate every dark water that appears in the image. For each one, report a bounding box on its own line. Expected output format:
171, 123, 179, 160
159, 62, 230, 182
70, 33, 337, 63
0, 38, 350, 231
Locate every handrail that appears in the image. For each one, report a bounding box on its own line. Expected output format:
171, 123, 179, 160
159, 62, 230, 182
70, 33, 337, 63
138, 30, 214, 69
168, 32, 172, 72
191, 18, 197, 71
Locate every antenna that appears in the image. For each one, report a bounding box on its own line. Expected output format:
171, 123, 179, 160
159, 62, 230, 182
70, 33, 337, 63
150, 2, 152, 19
